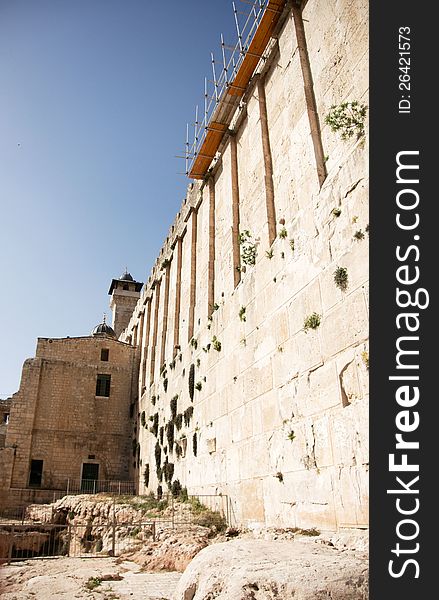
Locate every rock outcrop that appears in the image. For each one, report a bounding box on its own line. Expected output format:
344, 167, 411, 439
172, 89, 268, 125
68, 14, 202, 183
173, 538, 368, 600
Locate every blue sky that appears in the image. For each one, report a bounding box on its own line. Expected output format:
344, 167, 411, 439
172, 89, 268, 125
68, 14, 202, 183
0, 0, 238, 397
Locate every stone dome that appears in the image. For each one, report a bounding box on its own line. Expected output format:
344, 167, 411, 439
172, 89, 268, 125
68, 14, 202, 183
120, 271, 134, 282
91, 321, 116, 338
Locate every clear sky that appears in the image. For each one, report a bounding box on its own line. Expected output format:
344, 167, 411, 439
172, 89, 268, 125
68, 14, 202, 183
0, 0, 239, 397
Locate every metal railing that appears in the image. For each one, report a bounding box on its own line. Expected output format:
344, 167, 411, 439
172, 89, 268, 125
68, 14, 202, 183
65, 479, 136, 496
0, 492, 232, 563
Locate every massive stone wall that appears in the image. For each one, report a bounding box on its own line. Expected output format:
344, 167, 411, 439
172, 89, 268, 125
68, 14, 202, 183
123, 0, 369, 530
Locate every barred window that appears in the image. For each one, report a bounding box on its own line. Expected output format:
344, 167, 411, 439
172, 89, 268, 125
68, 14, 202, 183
96, 374, 111, 397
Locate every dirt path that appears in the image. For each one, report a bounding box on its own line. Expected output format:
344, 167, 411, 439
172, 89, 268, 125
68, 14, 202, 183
0, 557, 181, 600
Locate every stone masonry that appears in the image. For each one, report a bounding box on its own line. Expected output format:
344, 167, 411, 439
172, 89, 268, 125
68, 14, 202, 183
0, 0, 368, 531
121, 0, 369, 530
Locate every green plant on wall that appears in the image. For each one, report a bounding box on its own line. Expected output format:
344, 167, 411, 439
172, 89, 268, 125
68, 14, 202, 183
190, 337, 198, 350
170, 395, 178, 419
265, 249, 274, 259
154, 441, 161, 470
361, 350, 369, 369
184, 405, 194, 426
195, 381, 202, 391
278, 227, 287, 239
175, 413, 183, 430
239, 306, 246, 322
324, 100, 368, 140
144, 464, 150, 487
334, 266, 348, 291
303, 312, 321, 331
189, 364, 195, 401
287, 430, 296, 442
151, 413, 159, 437
166, 421, 175, 451
193, 432, 198, 457
239, 230, 257, 266
354, 230, 365, 240
212, 336, 221, 352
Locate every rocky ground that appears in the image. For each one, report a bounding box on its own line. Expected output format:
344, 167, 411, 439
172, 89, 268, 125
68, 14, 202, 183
0, 495, 369, 599
0, 556, 181, 600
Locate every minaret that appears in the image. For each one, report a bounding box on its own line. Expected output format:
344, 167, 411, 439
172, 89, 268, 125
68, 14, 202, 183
108, 270, 143, 338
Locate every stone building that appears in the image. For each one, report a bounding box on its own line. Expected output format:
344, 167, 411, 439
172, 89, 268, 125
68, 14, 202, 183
1, 0, 368, 530
0, 276, 142, 509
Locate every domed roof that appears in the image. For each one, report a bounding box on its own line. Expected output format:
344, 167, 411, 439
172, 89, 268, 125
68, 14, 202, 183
120, 270, 134, 282
92, 316, 116, 338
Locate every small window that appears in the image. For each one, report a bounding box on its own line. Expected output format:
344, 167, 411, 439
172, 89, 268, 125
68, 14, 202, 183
96, 374, 111, 397
100, 348, 109, 362
3, 413, 9, 424
29, 459, 43, 487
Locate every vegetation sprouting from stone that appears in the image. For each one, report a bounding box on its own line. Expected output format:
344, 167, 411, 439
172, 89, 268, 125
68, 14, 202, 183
239, 230, 257, 266
154, 441, 161, 470
189, 363, 195, 401
193, 432, 198, 457
361, 350, 369, 369
289, 239, 295, 252
324, 101, 367, 140
163, 459, 174, 483
276, 471, 284, 482
265, 249, 274, 259
190, 337, 198, 350
171, 479, 183, 498
239, 306, 246, 322
143, 464, 150, 487
184, 405, 194, 426
151, 413, 159, 437
288, 430, 296, 442
278, 227, 287, 239
332, 207, 341, 217
170, 395, 178, 419
166, 421, 175, 451
175, 413, 183, 430
212, 336, 221, 352
195, 381, 202, 391
85, 577, 102, 591
303, 313, 321, 331
354, 230, 365, 240
334, 266, 348, 291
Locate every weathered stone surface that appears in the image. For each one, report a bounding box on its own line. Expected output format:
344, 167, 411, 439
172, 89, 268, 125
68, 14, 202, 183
173, 539, 368, 600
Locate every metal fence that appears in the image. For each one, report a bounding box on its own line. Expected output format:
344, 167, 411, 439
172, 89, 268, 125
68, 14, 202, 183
65, 479, 136, 496
0, 492, 232, 563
